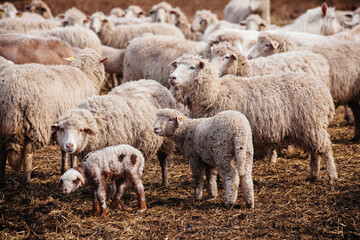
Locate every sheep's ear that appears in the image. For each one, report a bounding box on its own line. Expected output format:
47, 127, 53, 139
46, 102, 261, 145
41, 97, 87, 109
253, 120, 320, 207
16, 11, 23, 17
58, 178, 63, 188
230, 54, 238, 61
169, 61, 177, 68
57, 13, 65, 19
84, 128, 96, 135
321, 3, 328, 16
345, 13, 353, 18
239, 21, 246, 26
138, 11, 145, 17
83, 19, 90, 24
99, 56, 108, 63
170, 10, 179, 16
270, 40, 279, 49
198, 61, 205, 69
259, 23, 266, 29
78, 177, 85, 186
51, 124, 60, 133
176, 116, 183, 126
63, 57, 75, 62
102, 19, 108, 23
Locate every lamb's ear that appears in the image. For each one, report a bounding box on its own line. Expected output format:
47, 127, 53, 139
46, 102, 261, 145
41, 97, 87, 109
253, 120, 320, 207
170, 10, 178, 16
58, 178, 63, 188
270, 40, 279, 49
99, 56, 108, 63
84, 128, 96, 136
197, 61, 205, 69
57, 13, 65, 19
51, 124, 60, 133
321, 3, 328, 16
138, 11, 145, 17
345, 13, 353, 18
169, 61, 177, 68
259, 22, 266, 29
176, 116, 183, 126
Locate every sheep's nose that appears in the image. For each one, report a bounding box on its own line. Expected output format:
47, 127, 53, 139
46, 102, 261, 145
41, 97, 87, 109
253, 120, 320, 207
66, 143, 74, 149
190, 26, 194, 32
169, 76, 176, 85
247, 55, 253, 60
64, 188, 69, 194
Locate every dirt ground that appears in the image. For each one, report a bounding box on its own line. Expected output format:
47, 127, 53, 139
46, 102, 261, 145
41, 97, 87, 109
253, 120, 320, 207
0, 0, 360, 239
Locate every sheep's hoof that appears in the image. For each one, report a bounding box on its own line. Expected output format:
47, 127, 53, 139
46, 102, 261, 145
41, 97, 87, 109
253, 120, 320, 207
328, 177, 338, 187
351, 135, 360, 143
100, 207, 109, 217
245, 202, 254, 209
224, 203, 234, 210
110, 199, 121, 210
305, 176, 318, 183
91, 208, 101, 217
138, 207, 147, 213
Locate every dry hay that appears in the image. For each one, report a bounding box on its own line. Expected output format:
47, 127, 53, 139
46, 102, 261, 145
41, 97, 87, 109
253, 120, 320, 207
0, 106, 359, 239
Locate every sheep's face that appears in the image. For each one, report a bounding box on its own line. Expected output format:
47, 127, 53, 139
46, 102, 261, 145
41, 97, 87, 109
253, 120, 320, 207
51, 122, 95, 154
169, 60, 204, 91
89, 13, 106, 33
318, 4, 342, 35
150, 7, 166, 23
25, 0, 50, 18
154, 115, 183, 137
125, 6, 145, 19
59, 169, 85, 194
218, 53, 239, 77
247, 36, 278, 59
191, 15, 208, 33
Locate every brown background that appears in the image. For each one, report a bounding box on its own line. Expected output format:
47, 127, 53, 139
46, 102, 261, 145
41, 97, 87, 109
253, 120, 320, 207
2, 0, 359, 22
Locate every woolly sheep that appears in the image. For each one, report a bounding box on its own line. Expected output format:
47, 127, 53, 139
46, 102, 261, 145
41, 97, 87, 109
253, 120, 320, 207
241, 14, 279, 31
154, 109, 254, 208
0, 2, 17, 18
0, 33, 80, 65
59, 144, 146, 216
101, 45, 125, 87
202, 20, 246, 42
51, 80, 176, 186
0, 18, 58, 33
149, 1, 175, 23
33, 26, 102, 53
335, 10, 353, 28
168, 7, 202, 41
125, 5, 145, 19
25, 0, 53, 19
169, 54, 338, 185
123, 35, 206, 88
89, 12, 184, 49
61, 7, 88, 27
0, 48, 107, 185
0, 55, 14, 72
224, 0, 271, 24
109, 7, 125, 18
190, 10, 218, 35
344, 7, 360, 28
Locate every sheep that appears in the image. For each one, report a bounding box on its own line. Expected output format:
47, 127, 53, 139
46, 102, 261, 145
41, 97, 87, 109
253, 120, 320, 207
0, 56, 14, 72
0, 2, 17, 18
109, 7, 125, 18
32, 26, 102, 53
0, 33, 80, 65
15, 11, 46, 21
61, 7, 88, 27
89, 12, 184, 49
0, 48, 107, 185
101, 45, 125, 87
25, 0, 53, 19
344, 7, 360, 28
154, 109, 254, 208
59, 144, 146, 216
335, 10, 354, 28
212, 42, 331, 89
224, 0, 271, 24
190, 10, 219, 35
125, 5, 146, 19
123, 35, 206, 88
168, 54, 338, 185
202, 20, 246, 42
51, 80, 176, 186
241, 14, 279, 31
0, 18, 58, 33
279, 3, 342, 35
149, 1, 175, 23
168, 7, 202, 41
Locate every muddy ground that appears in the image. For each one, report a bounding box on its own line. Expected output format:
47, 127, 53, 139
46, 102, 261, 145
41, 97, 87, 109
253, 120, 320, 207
0, 0, 360, 239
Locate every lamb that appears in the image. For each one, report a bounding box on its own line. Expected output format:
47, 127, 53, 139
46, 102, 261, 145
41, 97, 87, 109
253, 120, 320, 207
154, 109, 254, 208
241, 14, 279, 31
123, 35, 206, 88
0, 56, 14, 72
25, 0, 53, 19
89, 12, 184, 49
59, 144, 146, 216
0, 48, 107, 185
335, 10, 353, 28
202, 20, 246, 42
0, 33, 80, 65
33, 26, 102, 53
169, 54, 338, 185
0, 18, 58, 33
51, 80, 176, 186
212, 42, 331, 88
224, 0, 271, 24
125, 5, 145, 19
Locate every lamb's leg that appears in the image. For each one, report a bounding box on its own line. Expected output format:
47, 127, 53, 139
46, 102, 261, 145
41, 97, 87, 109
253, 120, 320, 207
190, 157, 204, 201
91, 187, 101, 216
130, 175, 147, 212
97, 183, 109, 217
22, 141, 33, 183
307, 153, 321, 182
348, 100, 360, 142
0, 153, 6, 185
205, 165, 218, 199
110, 178, 128, 209
219, 161, 239, 209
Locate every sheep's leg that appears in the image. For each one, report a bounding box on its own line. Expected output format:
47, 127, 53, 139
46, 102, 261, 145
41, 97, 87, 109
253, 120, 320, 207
22, 141, 33, 183
219, 160, 239, 209
323, 147, 338, 186
110, 178, 128, 210
130, 175, 147, 212
267, 149, 277, 164
190, 157, 204, 201
0, 153, 6, 185
349, 100, 360, 142
344, 105, 354, 125
205, 165, 218, 199
307, 153, 321, 182
91, 187, 101, 216
157, 150, 168, 187
60, 150, 68, 174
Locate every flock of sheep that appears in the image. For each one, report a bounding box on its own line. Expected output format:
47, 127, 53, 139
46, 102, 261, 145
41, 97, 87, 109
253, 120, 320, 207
0, 0, 359, 216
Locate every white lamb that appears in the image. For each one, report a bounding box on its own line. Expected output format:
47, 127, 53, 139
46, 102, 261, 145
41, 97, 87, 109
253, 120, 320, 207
169, 54, 338, 185
154, 109, 254, 208
59, 144, 146, 217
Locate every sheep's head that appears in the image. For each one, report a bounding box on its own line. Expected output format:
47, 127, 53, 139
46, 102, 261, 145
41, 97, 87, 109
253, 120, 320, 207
319, 3, 342, 35
89, 11, 108, 33
149, 1, 174, 23
125, 5, 145, 18
242, 14, 267, 31
154, 109, 184, 137
51, 109, 98, 154
58, 169, 85, 194
191, 10, 217, 33
247, 33, 281, 59
109, 7, 126, 18
25, 0, 52, 19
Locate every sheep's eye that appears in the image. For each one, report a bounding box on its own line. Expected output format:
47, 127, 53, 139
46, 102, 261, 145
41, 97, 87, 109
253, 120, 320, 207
60, 128, 64, 132
168, 119, 174, 122
265, 43, 271, 47
200, 19, 206, 24
224, 56, 230, 60
73, 179, 79, 184
189, 66, 196, 70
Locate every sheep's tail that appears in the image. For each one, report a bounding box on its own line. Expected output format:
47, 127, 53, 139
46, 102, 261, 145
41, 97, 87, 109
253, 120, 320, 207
232, 135, 247, 177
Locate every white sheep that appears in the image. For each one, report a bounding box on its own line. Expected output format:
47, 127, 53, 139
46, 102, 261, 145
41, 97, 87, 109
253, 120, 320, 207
89, 12, 184, 49
25, 0, 53, 19
0, 48, 107, 184
51, 80, 176, 186
344, 7, 360, 28
0, 2, 17, 18
101, 45, 125, 87
123, 35, 206, 88
59, 144, 146, 216
169, 54, 338, 185
0, 18, 58, 33
109, 7, 125, 18
168, 7, 202, 41
0, 55, 14, 72
154, 109, 254, 208
241, 14, 279, 31
202, 20, 247, 42
61, 7, 88, 27
149, 1, 175, 23
125, 5, 145, 19
190, 9, 219, 36
224, 0, 271, 24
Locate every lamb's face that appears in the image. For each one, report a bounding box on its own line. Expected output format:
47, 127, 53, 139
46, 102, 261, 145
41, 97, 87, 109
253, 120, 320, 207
154, 115, 182, 137
51, 122, 95, 154
169, 60, 204, 91
247, 36, 278, 59
59, 169, 84, 194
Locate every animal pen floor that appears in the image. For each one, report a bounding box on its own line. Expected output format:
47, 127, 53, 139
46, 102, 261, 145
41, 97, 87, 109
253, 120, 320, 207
0, 106, 359, 239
